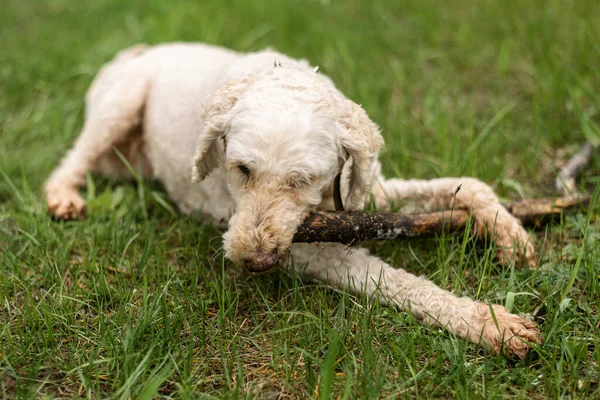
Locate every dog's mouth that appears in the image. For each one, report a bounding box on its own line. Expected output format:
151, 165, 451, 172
243, 248, 281, 274
225, 196, 312, 275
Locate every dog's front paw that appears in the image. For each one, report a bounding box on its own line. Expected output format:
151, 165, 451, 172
46, 187, 87, 220
475, 206, 536, 267
471, 303, 541, 359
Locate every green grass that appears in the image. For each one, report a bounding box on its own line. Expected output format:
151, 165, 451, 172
2, 0, 600, 397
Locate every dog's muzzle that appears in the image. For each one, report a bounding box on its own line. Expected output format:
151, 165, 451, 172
243, 249, 279, 274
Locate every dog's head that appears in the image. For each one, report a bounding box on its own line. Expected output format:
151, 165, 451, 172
192, 66, 383, 273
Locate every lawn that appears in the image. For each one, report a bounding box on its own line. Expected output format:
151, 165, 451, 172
1, 0, 600, 398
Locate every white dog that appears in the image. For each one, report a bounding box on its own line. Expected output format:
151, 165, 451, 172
45, 43, 540, 357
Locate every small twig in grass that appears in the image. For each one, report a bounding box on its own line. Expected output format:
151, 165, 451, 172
556, 142, 595, 196
292, 196, 590, 244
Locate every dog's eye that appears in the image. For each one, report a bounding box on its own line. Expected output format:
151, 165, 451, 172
237, 164, 251, 177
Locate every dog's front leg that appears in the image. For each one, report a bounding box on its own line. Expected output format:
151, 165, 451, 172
371, 176, 536, 266
45, 45, 150, 220
289, 243, 540, 358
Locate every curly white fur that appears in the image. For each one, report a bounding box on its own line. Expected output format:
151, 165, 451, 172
45, 42, 540, 357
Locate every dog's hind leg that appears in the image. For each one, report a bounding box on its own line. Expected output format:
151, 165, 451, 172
45, 45, 151, 220
290, 243, 541, 358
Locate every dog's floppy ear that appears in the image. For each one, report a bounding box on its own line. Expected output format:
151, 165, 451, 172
338, 100, 384, 210
192, 78, 252, 182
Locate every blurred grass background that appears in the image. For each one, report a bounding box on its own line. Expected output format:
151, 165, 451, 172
1, 0, 600, 398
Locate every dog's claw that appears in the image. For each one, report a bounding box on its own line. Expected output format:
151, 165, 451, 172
472, 303, 542, 359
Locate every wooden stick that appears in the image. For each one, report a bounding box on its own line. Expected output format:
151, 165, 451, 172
556, 142, 595, 195
292, 196, 590, 244
503, 196, 590, 226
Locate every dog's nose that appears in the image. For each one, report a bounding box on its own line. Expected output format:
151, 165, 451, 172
244, 249, 279, 273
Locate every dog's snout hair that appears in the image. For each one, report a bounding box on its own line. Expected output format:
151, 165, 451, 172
223, 181, 310, 269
